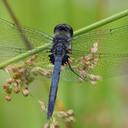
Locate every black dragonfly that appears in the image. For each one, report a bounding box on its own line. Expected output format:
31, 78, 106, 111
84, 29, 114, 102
0, 18, 128, 119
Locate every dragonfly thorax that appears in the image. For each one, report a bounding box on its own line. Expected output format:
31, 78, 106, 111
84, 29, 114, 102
53, 43, 66, 55
49, 24, 73, 65
49, 35, 71, 65
53, 35, 69, 43
49, 41, 70, 65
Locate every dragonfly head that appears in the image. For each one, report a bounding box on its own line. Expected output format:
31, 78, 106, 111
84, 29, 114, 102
54, 24, 73, 38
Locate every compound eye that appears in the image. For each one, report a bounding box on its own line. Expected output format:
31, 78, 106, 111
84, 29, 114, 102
54, 24, 73, 37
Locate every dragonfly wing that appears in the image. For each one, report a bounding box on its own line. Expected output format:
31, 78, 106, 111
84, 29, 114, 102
0, 18, 53, 63
65, 24, 128, 82
72, 24, 128, 56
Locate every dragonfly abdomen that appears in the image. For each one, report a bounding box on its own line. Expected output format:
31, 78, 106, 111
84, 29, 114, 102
47, 55, 62, 119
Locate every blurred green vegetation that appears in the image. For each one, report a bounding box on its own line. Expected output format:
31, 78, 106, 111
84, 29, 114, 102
0, 0, 128, 128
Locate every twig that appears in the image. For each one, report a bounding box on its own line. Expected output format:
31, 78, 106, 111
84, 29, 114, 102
0, 43, 51, 69
74, 9, 128, 36
2, 0, 33, 49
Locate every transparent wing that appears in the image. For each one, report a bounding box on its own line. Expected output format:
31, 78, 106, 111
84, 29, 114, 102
0, 17, 53, 63
72, 24, 128, 55
64, 24, 128, 82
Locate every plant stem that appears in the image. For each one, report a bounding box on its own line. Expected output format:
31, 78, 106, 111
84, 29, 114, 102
0, 9, 128, 69
2, 0, 33, 49
0, 43, 50, 69
74, 9, 128, 36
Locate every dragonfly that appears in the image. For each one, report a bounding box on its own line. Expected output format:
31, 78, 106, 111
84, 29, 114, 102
0, 18, 128, 119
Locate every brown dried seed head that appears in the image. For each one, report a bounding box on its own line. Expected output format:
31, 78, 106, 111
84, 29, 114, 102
79, 77, 84, 82
88, 65, 94, 69
69, 116, 75, 122
57, 111, 67, 118
7, 65, 18, 72
3, 83, 9, 90
94, 58, 99, 62
5, 86, 12, 94
5, 95, 12, 101
18, 68, 26, 74
22, 88, 29, 96
65, 116, 75, 122
25, 60, 33, 65
39, 100, 47, 112
14, 86, 20, 93
52, 122, 60, 128
79, 71, 86, 80
89, 74, 101, 81
7, 78, 14, 84
90, 81, 97, 85
24, 80, 30, 85
65, 118, 72, 122
90, 47, 97, 53
95, 75, 101, 80
82, 60, 90, 65
83, 56, 89, 61
43, 123, 50, 128
15, 79, 22, 85
89, 74, 96, 80
93, 42, 98, 46
67, 109, 74, 116
12, 68, 19, 73
50, 123, 57, 128
37, 68, 52, 77
13, 72, 22, 79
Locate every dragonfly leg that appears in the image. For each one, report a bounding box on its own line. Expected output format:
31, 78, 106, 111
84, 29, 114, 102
67, 61, 87, 81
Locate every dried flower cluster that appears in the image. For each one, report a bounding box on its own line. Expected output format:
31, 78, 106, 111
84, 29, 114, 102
32, 67, 52, 78
3, 55, 37, 101
39, 100, 75, 128
77, 42, 101, 84
56, 109, 75, 122
44, 121, 60, 128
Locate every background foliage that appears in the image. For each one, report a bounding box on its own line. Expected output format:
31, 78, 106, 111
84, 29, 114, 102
0, 0, 128, 128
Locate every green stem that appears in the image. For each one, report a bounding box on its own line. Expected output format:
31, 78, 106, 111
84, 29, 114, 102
74, 9, 128, 36
0, 43, 50, 69
2, 0, 33, 49
0, 9, 128, 69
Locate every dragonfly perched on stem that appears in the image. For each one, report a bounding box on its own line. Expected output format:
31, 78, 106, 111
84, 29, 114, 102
0, 17, 128, 119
